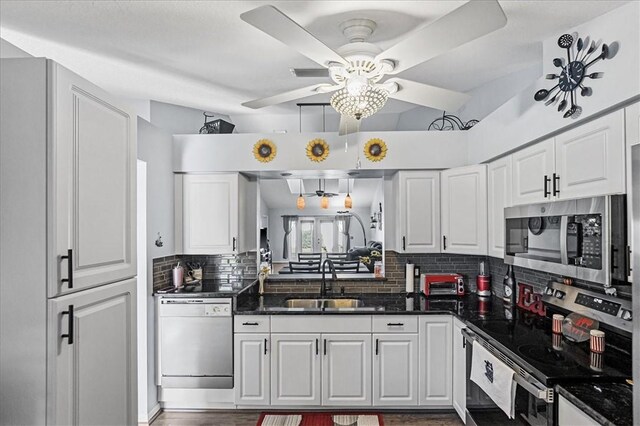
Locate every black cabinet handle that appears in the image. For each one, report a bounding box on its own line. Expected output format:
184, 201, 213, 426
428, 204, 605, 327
543, 175, 551, 198
264, 338, 268, 355
316, 338, 319, 355
553, 173, 560, 196
242, 322, 259, 326
232, 237, 236, 251
60, 249, 73, 289
61, 305, 74, 345
402, 236, 406, 251
443, 236, 447, 251
387, 323, 405, 326
462, 334, 466, 349
626, 246, 632, 276
375, 338, 379, 355
323, 339, 327, 356
611, 246, 619, 271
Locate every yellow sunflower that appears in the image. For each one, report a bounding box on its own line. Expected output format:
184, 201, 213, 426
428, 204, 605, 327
364, 138, 387, 162
306, 138, 330, 162
253, 139, 277, 163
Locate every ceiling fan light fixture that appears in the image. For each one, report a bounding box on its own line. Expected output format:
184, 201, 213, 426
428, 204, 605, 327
297, 179, 305, 210
344, 193, 353, 209
345, 75, 369, 96
320, 195, 330, 209
330, 84, 388, 120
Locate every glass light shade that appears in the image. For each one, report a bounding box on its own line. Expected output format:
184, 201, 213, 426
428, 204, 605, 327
346, 75, 368, 96
344, 194, 352, 209
296, 195, 305, 210
330, 84, 389, 120
320, 195, 329, 209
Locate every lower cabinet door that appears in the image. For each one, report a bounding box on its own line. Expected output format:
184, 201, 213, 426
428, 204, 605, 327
271, 333, 321, 405
373, 334, 418, 406
452, 319, 467, 422
322, 334, 372, 406
235, 334, 270, 405
418, 316, 453, 406
48, 279, 136, 425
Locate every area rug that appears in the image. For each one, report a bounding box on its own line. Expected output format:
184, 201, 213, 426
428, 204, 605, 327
257, 412, 384, 426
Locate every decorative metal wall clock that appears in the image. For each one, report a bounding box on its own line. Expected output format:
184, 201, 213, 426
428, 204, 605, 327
534, 33, 611, 119
306, 139, 330, 162
253, 139, 277, 162
364, 138, 387, 162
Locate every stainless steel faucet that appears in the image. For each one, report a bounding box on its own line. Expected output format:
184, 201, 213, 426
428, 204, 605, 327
320, 259, 337, 297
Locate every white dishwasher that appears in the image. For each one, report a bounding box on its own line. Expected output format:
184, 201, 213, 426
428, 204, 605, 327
158, 297, 233, 389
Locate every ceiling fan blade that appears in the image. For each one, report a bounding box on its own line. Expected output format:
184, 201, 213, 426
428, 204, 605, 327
338, 115, 361, 136
376, 0, 507, 75
241, 5, 347, 67
242, 84, 336, 109
386, 78, 470, 111
290, 68, 330, 78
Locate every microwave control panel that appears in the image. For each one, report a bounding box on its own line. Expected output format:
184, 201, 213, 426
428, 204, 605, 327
570, 214, 602, 269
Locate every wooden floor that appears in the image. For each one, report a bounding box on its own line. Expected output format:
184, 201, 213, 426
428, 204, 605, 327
151, 410, 464, 426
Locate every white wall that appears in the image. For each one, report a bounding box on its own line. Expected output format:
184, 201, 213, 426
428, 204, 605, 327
0, 38, 32, 58
136, 118, 175, 415
174, 130, 468, 172
468, 1, 640, 164
269, 207, 370, 262
369, 180, 384, 244
150, 100, 232, 135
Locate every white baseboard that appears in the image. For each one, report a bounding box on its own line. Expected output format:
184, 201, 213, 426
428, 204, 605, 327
139, 403, 161, 425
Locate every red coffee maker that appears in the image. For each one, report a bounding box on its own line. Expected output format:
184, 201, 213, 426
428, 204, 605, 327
476, 261, 491, 296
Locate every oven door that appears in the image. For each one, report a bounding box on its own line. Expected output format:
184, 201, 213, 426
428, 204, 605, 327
462, 328, 554, 426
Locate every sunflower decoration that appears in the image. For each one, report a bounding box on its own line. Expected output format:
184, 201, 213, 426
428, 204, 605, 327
305, 138, 330, 162
253, 139, 277, 163
364, 138, 387, 162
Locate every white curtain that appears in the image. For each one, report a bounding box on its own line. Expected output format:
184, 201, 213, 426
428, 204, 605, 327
282, 216, 296, 259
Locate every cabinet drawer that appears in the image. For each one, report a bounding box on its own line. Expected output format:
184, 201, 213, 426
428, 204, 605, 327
373, 316, 418, 333
271, 315, 372, 333
235, 315, 270, 333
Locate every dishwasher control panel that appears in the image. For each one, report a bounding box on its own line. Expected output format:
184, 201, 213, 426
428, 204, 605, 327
159, 297, 232, 317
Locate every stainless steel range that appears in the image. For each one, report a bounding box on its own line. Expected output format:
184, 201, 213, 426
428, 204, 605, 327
462, 282, 632, 426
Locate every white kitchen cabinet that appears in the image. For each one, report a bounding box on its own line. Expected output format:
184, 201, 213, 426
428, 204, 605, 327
441, 165, 488, 255
555, 110, 625, 200
373, 334, 418, 406
487, 156, 512, 259
511, 138, 555, 205
418, 316, 453, 406
395, 171, 441, 253
322, 334, 372, 406
271, 333, 321, 406
452, 319, 467, 423
625, 102, 639, 147
557, 395, 599, 426
48, 278, 137, 426
51, 62, 137, 297
234, 334, 270, 406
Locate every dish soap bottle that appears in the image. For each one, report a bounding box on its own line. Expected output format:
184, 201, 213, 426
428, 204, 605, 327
503, 265, 515, 305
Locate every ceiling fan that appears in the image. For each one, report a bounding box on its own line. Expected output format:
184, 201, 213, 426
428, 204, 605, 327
240, 1, 507, 135
303, 179, 338, 198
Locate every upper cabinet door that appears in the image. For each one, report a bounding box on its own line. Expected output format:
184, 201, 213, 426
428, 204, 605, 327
555, 110, 625, 200
441, 165, 487, 255
511, 138, 555, 205
182, 174, 239, 254
396, 171, 441, 253
48, 278, 136, 426
625, 102, 639, 147
322, 334, 372, 406
50, 63, 136, 297
487, 156, 512, 259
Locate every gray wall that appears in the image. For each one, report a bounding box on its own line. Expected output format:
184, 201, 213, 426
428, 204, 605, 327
0, 38, 32, 58
150, 100, 232, 135
137, 117, 175, 413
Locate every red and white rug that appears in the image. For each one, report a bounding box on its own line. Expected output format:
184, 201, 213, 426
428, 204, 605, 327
257, 412, 384, 426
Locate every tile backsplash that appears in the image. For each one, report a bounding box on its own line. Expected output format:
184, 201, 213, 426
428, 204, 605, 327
153, 252, 257, 291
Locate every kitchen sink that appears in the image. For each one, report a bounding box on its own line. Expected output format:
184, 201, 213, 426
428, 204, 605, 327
284, 299, 324, 308
283, 298, 364, 309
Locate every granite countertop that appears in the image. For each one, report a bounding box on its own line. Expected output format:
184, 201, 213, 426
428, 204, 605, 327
556, 382, 633, 426
153, 278, 257, 298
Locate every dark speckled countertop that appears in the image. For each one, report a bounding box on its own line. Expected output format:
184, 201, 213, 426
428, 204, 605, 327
556, 382, 633, 426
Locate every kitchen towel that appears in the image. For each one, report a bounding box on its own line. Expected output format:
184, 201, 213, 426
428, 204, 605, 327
470, 340, 517, 419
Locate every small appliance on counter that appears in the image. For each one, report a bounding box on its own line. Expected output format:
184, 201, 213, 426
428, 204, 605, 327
420, 273, 464, 297
476, 261, 491, 296
502, 265, 515, 305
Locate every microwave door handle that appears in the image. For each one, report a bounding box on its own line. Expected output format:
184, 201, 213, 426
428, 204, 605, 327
560, 216, 569, 265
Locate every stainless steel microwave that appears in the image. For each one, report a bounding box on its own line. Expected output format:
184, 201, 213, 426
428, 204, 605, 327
504, 195, 629, 287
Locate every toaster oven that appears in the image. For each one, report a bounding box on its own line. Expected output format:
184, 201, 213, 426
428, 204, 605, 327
420, 273, 465, 297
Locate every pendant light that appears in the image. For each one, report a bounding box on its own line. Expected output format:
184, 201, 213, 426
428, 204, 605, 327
320, 194, 329, 209
344, 179, 353, 209
296, 179, 305, 210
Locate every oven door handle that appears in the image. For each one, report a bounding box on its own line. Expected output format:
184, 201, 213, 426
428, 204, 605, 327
461, 328, 553, 402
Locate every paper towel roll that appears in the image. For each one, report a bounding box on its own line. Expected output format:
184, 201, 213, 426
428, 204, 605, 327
405, 263, 415, 293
